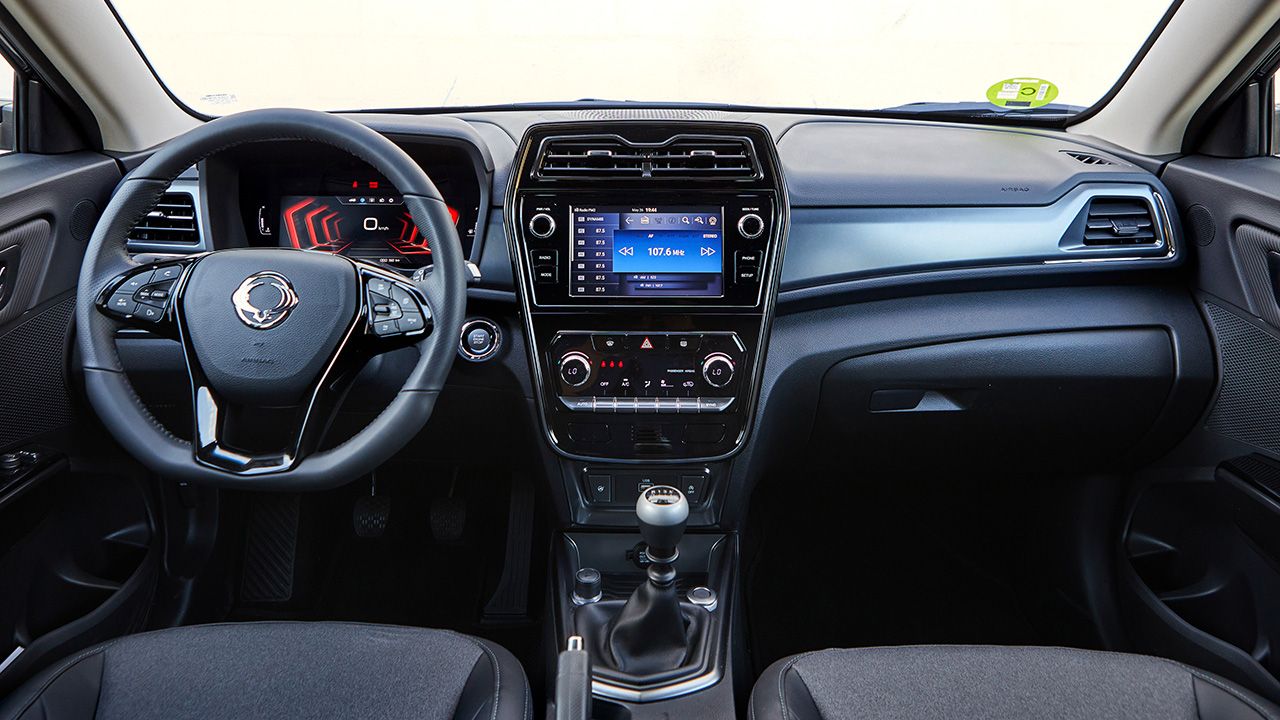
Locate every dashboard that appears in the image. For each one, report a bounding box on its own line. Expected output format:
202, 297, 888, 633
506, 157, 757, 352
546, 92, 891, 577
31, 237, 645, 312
121, 109, 1200, 531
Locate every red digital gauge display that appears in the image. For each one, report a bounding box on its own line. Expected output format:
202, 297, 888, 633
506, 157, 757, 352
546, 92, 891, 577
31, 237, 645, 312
280, 195, 458, 270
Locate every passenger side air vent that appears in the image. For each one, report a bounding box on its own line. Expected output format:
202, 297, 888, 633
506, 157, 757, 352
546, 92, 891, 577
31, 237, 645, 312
1082, 198, 1158, 246
535, 135, 760, 180
648, 138, 756, 177
1062, 150, 1116, 166
128, 192, 200, 245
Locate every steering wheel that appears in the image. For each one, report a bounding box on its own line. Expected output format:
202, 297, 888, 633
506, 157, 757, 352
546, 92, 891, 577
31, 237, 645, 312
75, 109, 467, 490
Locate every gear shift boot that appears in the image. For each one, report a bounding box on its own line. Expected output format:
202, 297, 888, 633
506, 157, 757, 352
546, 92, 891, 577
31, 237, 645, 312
607, 579, 689, 673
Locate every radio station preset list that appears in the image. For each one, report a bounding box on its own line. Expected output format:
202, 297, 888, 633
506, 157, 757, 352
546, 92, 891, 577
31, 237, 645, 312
569, 206, 724, 298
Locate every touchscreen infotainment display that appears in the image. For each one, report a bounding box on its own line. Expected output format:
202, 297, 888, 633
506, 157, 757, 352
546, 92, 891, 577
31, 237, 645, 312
568, 206, 724, 298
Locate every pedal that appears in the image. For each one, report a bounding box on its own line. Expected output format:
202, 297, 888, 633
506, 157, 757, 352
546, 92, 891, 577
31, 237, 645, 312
353, 478, 390, 538
483, 473, 535, 622
430, 496, 466, 543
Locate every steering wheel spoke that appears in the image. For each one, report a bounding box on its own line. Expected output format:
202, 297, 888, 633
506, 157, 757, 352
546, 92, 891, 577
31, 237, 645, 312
96, 260, 195, 338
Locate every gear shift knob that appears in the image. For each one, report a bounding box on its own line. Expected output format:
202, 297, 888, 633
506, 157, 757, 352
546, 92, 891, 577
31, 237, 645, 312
636, 485, 688, 561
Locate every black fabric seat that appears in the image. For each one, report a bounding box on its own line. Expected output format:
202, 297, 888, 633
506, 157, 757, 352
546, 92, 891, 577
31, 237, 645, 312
0, 622, 530, 720
750, 645, 1280, 720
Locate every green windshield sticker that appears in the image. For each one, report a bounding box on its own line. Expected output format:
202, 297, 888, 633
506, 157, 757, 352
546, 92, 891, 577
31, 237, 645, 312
986, 78, 1059, 109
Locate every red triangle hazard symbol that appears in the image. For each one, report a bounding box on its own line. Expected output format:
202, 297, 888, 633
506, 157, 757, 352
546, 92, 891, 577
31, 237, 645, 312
640, 337, 654, 350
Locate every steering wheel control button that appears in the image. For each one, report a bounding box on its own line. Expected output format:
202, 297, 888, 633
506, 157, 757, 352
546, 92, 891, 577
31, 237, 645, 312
118, 271, 154, 295
373, 319, 399, 336
367, 277, 394, 298
559, 352, 591, 387
135, 304, 164, 322
106, 292, 137, 315
737, 212, 765, 239
528, 212, 556, 239
459, 318, 501, 362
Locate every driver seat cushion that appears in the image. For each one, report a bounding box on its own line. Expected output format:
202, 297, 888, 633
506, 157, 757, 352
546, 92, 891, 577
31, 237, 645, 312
750, 645, 1280, 720
0, 621, 531, 720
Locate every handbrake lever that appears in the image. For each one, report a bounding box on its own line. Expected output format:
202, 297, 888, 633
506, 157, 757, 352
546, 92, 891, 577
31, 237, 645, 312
554, 635, 591, 720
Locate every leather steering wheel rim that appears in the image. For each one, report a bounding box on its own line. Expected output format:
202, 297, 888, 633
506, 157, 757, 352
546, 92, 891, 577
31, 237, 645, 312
75, 108, 468, 490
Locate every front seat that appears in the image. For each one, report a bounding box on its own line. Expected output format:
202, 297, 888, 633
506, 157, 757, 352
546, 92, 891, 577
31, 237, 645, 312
0, 622, 530, 720
750, 645, 1280, 720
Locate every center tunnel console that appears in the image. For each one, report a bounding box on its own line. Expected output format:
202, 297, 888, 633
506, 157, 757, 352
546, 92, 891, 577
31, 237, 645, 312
505, 121, 786, 712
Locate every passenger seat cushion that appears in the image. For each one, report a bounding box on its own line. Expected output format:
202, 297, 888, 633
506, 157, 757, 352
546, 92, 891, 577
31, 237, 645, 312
750, 645, 1280, 720
0, 621, 530, 720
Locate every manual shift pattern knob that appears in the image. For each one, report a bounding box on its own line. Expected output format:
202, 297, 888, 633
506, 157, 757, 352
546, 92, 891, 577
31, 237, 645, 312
636, 485, 689, 562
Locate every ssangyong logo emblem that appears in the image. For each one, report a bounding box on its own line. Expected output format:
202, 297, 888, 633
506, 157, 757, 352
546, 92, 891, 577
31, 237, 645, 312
231, 272, 299, 330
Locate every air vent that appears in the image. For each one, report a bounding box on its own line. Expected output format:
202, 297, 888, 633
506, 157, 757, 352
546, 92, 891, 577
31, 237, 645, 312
1082, 198, 1158, 246
129, 192, 200, 245
536, 138, 644, 177
1062, 150, 1116, 166
535, 135, 759, 180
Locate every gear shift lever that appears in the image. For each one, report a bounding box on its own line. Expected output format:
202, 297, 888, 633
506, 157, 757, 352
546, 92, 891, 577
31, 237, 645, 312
605, 486, 691, 674
636, 485, 689, 577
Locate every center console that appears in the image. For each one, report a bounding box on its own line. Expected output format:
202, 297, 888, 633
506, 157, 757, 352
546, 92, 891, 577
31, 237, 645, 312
507, 122, 787, 467
507, 122, 785, 714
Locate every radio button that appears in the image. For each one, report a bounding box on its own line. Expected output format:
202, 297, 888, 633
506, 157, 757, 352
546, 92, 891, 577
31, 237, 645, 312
530, 249, 558, 266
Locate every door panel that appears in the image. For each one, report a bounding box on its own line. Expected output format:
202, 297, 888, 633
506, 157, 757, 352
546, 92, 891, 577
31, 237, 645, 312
0, 152, 118, 452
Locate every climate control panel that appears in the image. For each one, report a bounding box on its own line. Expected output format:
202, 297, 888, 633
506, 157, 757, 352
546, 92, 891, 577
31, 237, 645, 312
549, 331, 745, 414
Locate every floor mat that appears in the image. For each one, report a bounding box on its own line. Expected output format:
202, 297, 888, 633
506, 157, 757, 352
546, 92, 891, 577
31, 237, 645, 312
228, 462, 548, 685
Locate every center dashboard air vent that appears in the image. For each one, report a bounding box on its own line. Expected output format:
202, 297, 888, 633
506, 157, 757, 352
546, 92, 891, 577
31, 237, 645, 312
128, 191, 201, 245
1082, 197, 1159, 246
1062, 150, 1117, 166
535, 135, 760, 180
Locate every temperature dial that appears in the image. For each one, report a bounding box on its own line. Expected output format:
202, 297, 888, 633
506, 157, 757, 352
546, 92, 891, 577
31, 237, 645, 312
558, 351, 592, 387
702, 352, 736, 388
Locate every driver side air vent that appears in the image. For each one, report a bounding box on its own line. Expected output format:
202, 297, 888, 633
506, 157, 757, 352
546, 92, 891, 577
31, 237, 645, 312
535, 135, 760, 180
1082, 198, 1159, 246
128, 191, 201, 245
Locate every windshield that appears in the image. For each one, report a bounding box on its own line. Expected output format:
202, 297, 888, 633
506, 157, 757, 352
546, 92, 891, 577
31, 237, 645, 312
109, 0, 1172, 117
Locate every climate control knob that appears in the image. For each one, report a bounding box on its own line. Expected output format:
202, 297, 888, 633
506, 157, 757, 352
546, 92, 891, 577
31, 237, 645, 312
558, 351, 592, 387
528, 212, 556, 239
702, 352, 736, 389
737, 213, 765, 240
